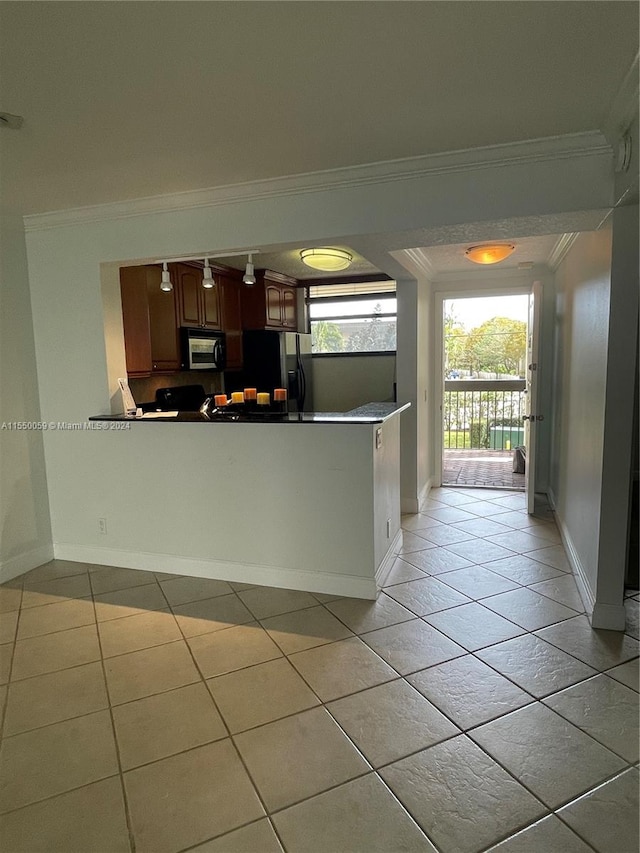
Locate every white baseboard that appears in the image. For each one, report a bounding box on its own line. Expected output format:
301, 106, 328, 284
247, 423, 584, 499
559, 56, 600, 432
401, 479, 432, 514
418, 479, 433, 511
551, 497, 627, 631
401, 498, 419, 514
0, 543, 54, 584
554, 512, 595, 616
591, 602, 628, 631
53, 542, 377, 600
374, 529, 403, 593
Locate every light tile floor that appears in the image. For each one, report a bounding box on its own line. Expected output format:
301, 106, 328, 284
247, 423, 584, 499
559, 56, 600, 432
0, 487, 638, 853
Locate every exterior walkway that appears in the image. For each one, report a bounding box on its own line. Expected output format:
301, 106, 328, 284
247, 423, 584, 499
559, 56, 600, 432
443, 449, 525, 490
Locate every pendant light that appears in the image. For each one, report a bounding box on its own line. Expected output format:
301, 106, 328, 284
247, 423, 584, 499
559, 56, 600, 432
243, 253, 256, 286
465, 244, 515, 265
300, 247, 353, 272
202, 258, 215, 289
160, 262, 173, 291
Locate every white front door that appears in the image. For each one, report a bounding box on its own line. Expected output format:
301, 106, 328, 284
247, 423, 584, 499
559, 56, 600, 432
524, 282, 542, 514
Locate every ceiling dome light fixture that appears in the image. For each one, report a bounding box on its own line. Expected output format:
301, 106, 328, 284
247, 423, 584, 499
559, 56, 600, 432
465, 244, 515, 265
202, 258, 215, 289
160, 262, 173, 292
243, 253, 256, 286
300, 247, 353, 272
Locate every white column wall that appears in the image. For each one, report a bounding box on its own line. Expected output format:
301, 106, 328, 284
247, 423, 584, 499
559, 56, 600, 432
593, 204, 639, 629
396, 278, 420, 511
0, 212, 53, 581
550, 228, 613, 616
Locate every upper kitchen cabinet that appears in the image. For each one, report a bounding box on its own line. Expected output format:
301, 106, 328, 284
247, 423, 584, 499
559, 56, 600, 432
241, 270, 301, 332
216, 271, 243, 370
120, 265, 180, 376
174, 263, 222, 330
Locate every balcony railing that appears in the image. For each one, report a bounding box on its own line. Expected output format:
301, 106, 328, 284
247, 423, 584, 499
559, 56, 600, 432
444, 380, 527, 450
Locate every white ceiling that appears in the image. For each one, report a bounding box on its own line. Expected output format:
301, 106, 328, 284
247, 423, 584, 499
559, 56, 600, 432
215, 234, 565, 280
1, 2, 637, 215
215, 246, 382, 280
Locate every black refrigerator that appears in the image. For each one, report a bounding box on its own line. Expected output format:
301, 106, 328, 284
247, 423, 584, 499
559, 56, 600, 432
226, 330, 314, 412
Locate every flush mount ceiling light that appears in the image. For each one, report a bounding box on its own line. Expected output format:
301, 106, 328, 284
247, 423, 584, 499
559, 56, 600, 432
300, 247, 353, 272
243, 253, 256, 286
202, 258, 215, 289
160, 262, 173, 292
465, 244, 515, 265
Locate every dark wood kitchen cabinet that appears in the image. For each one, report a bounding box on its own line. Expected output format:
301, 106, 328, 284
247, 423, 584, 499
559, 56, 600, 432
121, 262, 246, 377
120, 265, 180, 376
241, 270, 301, 331
174, 263, 221, 330
146, 268, 181, 372
216, 271, 243, 369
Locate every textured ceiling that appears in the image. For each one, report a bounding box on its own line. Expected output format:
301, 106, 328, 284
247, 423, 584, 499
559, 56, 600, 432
1, 1, 637, 214
416, 234, 563, 274
214, 247, 382, 281
212, 233, 571, 279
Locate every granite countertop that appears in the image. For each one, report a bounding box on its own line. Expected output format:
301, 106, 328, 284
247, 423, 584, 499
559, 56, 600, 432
89, 402, 410, 425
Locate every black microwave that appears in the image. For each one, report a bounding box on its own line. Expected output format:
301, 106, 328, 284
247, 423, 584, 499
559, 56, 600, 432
181, 328, 226, 371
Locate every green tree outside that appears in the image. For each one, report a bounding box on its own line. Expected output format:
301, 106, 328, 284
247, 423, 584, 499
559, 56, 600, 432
445, 316, 526, 377
349, 304, 396, 352
311, 320, 344, 353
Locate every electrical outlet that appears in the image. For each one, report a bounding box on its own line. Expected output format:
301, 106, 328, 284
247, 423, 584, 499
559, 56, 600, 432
98, 517, 107, 535
376, 428, 383, 449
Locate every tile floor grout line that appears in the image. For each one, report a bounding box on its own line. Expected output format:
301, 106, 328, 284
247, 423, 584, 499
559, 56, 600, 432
166, 599, 282, 839
464, 711, 633, 816
368, 768, 448, 853
253, 766, 374, 819
0, 773, 125, 820
97, 579, 272, 846
465, 644, 599, 704
172, 815, 284, 853
91, 592, 137, 853
530, 620, 640, 672
535, 692, 639, 767
550, 770, 635, 853
1, 524, 636, 850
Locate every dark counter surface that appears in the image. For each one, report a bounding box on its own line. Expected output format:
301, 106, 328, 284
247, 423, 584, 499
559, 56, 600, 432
89, 402, 410, 425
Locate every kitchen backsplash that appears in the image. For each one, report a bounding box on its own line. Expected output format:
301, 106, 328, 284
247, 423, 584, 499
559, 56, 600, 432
129, 372, 224, 405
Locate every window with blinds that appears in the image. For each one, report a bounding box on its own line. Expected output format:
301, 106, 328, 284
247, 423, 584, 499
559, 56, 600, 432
307, 281, 397, 354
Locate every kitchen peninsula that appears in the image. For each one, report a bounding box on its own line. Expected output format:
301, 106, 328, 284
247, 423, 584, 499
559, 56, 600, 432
86, 403, 409, 599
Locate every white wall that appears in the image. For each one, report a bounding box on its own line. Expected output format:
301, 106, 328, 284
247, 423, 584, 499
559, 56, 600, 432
312, 355, 395, 412
550, 228, 613, 616
0, 211, 53, 580
47, 419, 390, 598
22, 138, 616, 578
396, 278, 421, 511
593, 204, 638, 628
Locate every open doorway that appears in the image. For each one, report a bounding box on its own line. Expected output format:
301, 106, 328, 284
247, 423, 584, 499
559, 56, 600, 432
442, 294, 529, 490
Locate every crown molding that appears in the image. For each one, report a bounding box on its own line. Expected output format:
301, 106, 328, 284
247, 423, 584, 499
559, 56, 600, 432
547, 233, 580, 270
393, 248, 436, 280
23, 131, 612, 233
603, 51, 639, 143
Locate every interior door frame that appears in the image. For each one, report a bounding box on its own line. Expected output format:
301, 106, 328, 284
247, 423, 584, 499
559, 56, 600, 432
525, 280, 543, 512
433, 280, 534, 490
